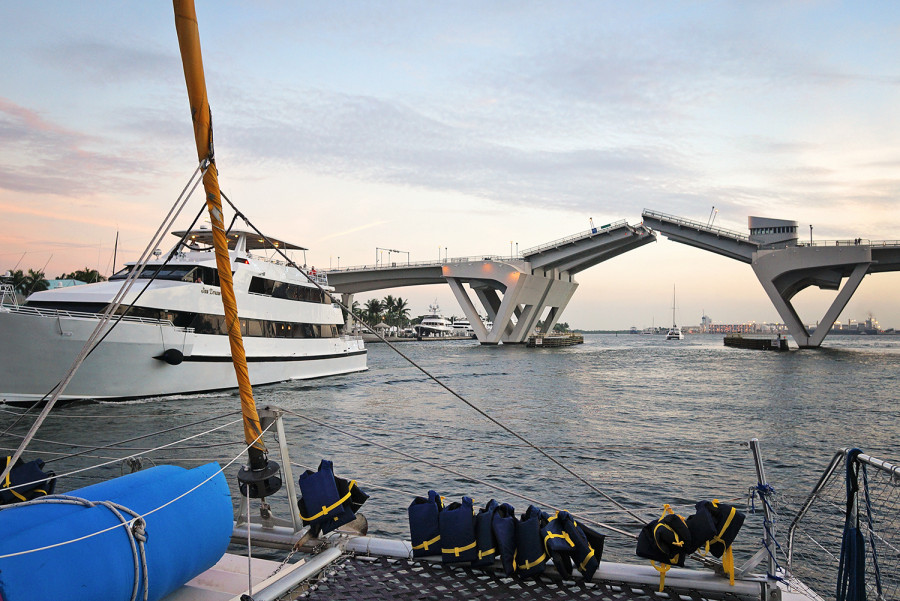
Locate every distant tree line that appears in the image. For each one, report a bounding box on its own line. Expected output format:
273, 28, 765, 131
346, 294, 412, 327
2, 267, 106, 296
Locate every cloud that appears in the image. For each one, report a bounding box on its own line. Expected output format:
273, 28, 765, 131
0, 98, 164, 196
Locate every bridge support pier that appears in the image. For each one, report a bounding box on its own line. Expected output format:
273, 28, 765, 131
444, 263, 578, 345
340, 292, 355, 334
752, 246, 872, 348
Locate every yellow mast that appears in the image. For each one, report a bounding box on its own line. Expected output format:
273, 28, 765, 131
173, 1, 278, 491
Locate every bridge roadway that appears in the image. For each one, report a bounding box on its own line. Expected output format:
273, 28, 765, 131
641, 209, 900, 348
327, 220, 655, 344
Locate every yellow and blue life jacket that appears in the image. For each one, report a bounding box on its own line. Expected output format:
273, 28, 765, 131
691, 499, 745, 585
0, 456, 56, 505
540, 510, 576, 578
559, 511, 604, 581
408, 490, 443, 557
514, 505, 547, 577
473, 498, 499, 569
297, 459, 367, 537
636, 505, 692, 566
492, 502, 517, 576
440, 496, 478, 564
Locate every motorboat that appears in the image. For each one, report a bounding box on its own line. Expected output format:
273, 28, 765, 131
414, 302, 454, 337
0, 228, 366, 403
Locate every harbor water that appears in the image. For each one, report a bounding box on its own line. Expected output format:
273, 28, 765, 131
4, 333, 899, 570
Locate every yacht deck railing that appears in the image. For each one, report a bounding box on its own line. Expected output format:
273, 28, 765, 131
0, 304, 182, 329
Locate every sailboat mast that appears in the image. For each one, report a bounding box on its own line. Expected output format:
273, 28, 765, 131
173, 1, 268, 466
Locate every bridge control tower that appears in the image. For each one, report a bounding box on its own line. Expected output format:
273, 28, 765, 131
641, 209, 900, 348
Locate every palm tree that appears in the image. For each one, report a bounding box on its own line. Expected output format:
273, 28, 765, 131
59, 268, 106, 283
382, 295, 396, 326
364, 298, 384, 325
393, 297, 410, 327
7, 269, 27, 295
22, 268, 48, 295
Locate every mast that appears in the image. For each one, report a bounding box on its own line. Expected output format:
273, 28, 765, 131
173, 0, 280, 496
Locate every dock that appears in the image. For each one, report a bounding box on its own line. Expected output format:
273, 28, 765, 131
724, 334, 789, 351
526, 333, 584, 348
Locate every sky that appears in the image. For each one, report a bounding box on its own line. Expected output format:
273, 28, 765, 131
1, 1, 899, 330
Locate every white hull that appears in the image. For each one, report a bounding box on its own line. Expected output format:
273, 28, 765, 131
0, 308, 366, 403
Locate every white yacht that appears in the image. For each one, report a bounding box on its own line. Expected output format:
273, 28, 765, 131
452, 317, 474, 338
0, 229, 366, 403
413, 303, 454, 337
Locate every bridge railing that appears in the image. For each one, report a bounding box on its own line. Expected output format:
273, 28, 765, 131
796, 239, 900, 248
520, 220, 629, 256
331, 255, 524, 273
641, 209, 752, 242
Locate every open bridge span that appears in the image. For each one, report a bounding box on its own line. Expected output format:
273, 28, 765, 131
327, 220, 655, 344
641, 209, 900, 348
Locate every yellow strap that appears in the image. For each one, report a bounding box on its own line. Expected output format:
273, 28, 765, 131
518, 552, 547, 571
543, 531, 573, 553
579, 547, 595, 571
442, 540, 476, 556
3, 456, 10, 488
478, 547, 496, 559
412, 534, 440, 551
723, 545, 735, 585
4, 457, 26, 501
711, 500, 737, 586
299, 480, 355, 522
651, 560, 671, 592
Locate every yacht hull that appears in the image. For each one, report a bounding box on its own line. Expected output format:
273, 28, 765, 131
0, 308, 367, 403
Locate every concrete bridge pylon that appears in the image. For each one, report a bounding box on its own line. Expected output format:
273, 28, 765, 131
642, 209, 900, 348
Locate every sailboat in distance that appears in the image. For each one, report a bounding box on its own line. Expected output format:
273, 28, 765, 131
665, 285, 684, 340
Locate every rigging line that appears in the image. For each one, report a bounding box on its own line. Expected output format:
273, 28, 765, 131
3, 436, 243, 453
0, 419, 274, 560
218, 192, 647, 525
41, 411, 241, 463
343, 423, 674, 452
1, 418, 242, 495
0, 164, 208, 459
0, 406, 238, 420
280, 407, 635, 539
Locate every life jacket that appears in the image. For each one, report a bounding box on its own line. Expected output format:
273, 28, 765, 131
439, 496, 478, 564
472, 498, 499, 569
408, 490, 443, 557
691, 500, 745, 585
540, 510, 576, 578
560, 511, 604, 581
636, 504, 692, 591
491, 502, 517, 575
514, 505, 547, 577
297, 459, 367, 536
0, 456, 56, 505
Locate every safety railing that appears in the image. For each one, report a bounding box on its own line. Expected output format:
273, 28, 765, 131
786, 449, 899, 600
332, 255, 525, 273
520, 220, 629, 256
795, 239, 900, 248
0, 304, 179, 328
641, 209, 752, 243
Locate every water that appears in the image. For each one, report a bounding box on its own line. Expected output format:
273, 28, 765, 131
4, 333, 899, 573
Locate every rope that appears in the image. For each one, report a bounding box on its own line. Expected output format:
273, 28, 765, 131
0, 164, 208, 487
0, 418, 274, 560
281, 407, 635, 539
0, 418, 241, 496
750, 482, 784, 580
0, 495, 150, 601
218, 192, 646, 525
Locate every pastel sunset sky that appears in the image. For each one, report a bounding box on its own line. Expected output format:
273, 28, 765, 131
2, 2, 898, 329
